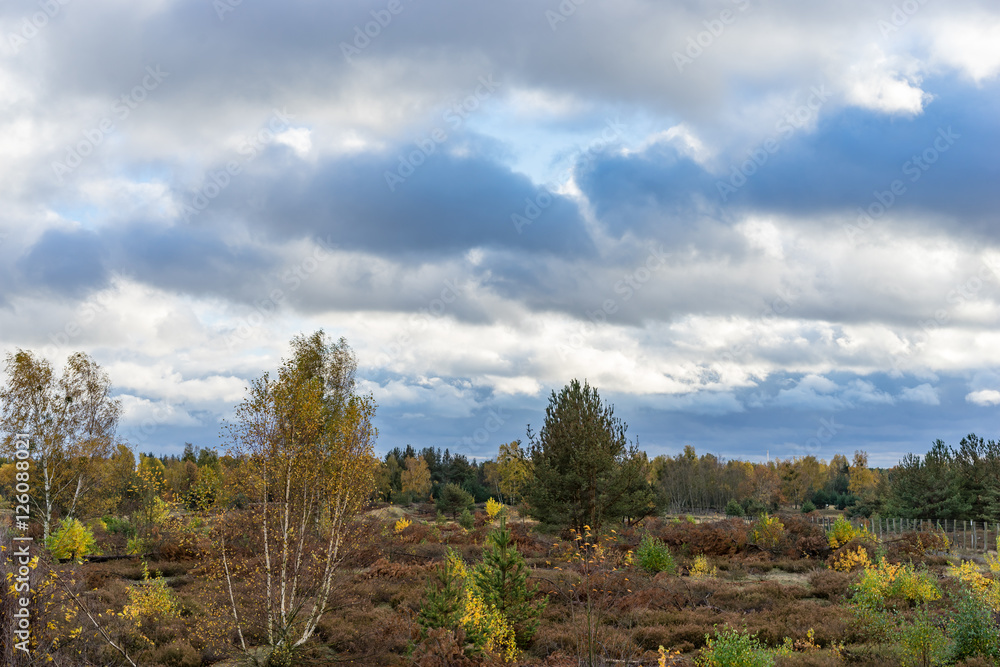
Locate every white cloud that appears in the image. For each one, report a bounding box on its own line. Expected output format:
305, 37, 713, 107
930, 15, 1000, 83
841, 49, 931, 116
966, 389, 1000, 406
118, 394, 202, 428
899, 383, 940, 405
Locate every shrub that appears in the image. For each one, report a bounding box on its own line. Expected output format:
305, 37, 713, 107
395, 517, 412, 533
830, 545, 871, 572
103, 515, 137, 538
486, 498, 504, 520
459, 509, 475, 530
750, 513, 785, 550
417, 548, 466, 635
726, 500, 745, 517
636, 534, 676, 574
949, 591, 1000, 662
690, 555, 718, 579
801, 501, 816, 514
949, 560, 1000, 611
123, 561, 179, 639
697, 626, 777, 667
437, 483, 475, 518
853, 559, 940, 609
900, 606, 949, 667
850, 558, 940, 644
471, 516, 547, 647
46, 518, 99, 561
416, 547, 518, 662
826, 516, 874, 550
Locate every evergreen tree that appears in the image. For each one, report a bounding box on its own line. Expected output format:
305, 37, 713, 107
471, 516, 546, 647
525, 379, 647, 533
417, 548, 466, 636
436, 482, 475, 518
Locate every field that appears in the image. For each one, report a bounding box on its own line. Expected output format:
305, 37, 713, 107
4, 503, 995, 667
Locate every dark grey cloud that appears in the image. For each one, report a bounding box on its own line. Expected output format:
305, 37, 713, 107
195, 140, 596, 258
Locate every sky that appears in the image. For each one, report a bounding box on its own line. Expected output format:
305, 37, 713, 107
1, 0, 999, 466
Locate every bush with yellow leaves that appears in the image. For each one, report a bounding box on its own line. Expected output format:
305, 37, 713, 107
850, 557, 940, 643
949, 559, 1000, 611
485, 497, 504, 520
750, 513, 785, 550
45, 517, 99, 562
690, 554, 718, 579
395, 517, 412, 534
830, 545, 872, 572
826, 516, 876, 550
416, 547, 518, 663
122, 561, 178, 640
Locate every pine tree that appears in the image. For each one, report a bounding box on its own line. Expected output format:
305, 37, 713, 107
526, 378, 651, 533
471, 516, 547, 647
417, 548, 466, 635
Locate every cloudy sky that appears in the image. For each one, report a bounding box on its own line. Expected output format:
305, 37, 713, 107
1, 0, 999, 465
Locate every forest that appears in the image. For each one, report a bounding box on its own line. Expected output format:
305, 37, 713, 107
2, 332, 1000, 666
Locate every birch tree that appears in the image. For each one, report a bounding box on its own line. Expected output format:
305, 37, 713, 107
0, 350, 121, 540
223, 331, 378, 664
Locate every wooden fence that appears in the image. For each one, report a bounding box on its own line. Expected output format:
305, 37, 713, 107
807, 515, 1000, 553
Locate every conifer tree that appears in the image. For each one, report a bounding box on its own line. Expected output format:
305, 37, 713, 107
417, 548, 466, 635
471, 515, 546, 647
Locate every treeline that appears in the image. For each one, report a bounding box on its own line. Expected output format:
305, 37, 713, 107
372, 434, 1000, 524
883, 434, 1000, 521
376, 444, 494, 504
652, 447, 862, 515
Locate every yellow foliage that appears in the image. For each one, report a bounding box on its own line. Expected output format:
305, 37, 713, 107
827, 516, 876, 550
853, 558, 940, 607
461, 588, 518, 663
750, 513, 784, 549
986, 536, 1000, 575
658, 645, 683, 667
831, 546, 871, 572
690, 555, 718, 579
485, 497, 504, 520
46, 518, 99, 562
948, 559, 1000, 611
122, 561, 178, 631
394, 517, 411, 533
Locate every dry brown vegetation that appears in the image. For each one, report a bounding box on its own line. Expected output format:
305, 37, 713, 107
3, 504, 981, 666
